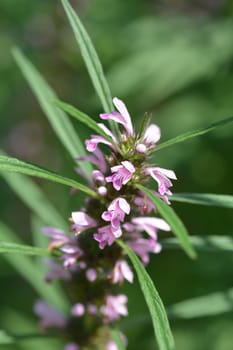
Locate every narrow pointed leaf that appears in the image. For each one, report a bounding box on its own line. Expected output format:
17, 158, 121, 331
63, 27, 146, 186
118, 240, 175, 350
155, 115, 233, 152
110, 329, 126, 350
137, 185, 196, 258
163, 235, 233, 252
12, 47, 92, 176
0, 242, 49, 256
0, 330, 51, 344
171, 193, 233, 208
122, 287, 233, 328
60, 0, 113, 113
0, 156, 97, 198
1, 171, 67, 231
53, 99, 115, 145
0, 222, 69, 312
168, 287, 233, 319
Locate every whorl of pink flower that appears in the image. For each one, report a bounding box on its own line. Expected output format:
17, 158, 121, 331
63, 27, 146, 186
102, 197, 130, 231
101, 294, 128, 322
132, 216, 170, 238
112, 260, 134, 284
34, 300, 66, 330
146, 166, 177, 203
100, 97, 134, 136
106, 161, 135, 191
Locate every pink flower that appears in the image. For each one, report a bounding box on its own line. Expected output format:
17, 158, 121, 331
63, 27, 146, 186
42, 227, 71, 249
134, 192, 155, 215
102, 197, 130, 231
71, 212, 97, 234
34, 300, 66, 330
64, 343, 79, 350
128, 238, 162, 265
146, 167, 177, 203
136, 124, 161, 153
112, 260, 133, 284
42, 226, 83, 268
85, 135, 113, 152
71, 303, 85, 317
132, 216, 170, 238
92, 170, 105, 183
94, 225, 120, 249
106, 161, 135, 191
44, 259, 71, 283
101, 294, 128, 322
86, 268, 97, 282
100, 97, 134, 136
76, 147, 107, 173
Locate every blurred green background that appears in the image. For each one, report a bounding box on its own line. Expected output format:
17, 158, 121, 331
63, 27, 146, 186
0, 0, 232, 349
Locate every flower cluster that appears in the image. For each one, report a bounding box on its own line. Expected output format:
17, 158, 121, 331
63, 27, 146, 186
34, 98, 177, 349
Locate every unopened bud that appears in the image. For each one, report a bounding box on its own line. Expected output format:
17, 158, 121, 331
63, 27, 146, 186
98, 186, 107, 196
136, 143, 147, 153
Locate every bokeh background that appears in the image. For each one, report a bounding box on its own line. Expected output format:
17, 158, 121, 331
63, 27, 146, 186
0, 0, 233, 349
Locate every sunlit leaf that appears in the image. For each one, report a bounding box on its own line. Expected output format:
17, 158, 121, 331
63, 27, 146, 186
60, 0, 113, 113
137, 185, 196, 259
163, 235, 233, 252
0, 330, 14, 344
118, 240, 175, 350
155, 115, 233, 152
0, 330, 50, 344
171, 193, 233, 208
168, 287, 233, 319
122, 287, 233, 328
1, 173, 67, 232
0, 156, 97, 198
12, 47, 92, 176
0, 221, 69, 313
0, 242, 48, 256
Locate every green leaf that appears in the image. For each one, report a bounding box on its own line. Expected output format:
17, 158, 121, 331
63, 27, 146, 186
12, 47, 92, 176
117, 240, 175, 350
60, 0, 113, 113
168, 287, 233, 319
1, 173, 67, 231
170, 193, 233, 208
122, 287, 233, 328
163, 235, 233, 252
0, 242, 48, 256
110, 329, 126, 350
0, 156, 97, 198
155, 115, 233, 152
0, 221, 69, 313
53, 99, 117, 146
137, 185, 196, 259
0, 330, 14, 344
0, 330, 51, 344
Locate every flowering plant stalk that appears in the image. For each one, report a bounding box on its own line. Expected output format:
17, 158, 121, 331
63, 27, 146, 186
0, 1, 233, 350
